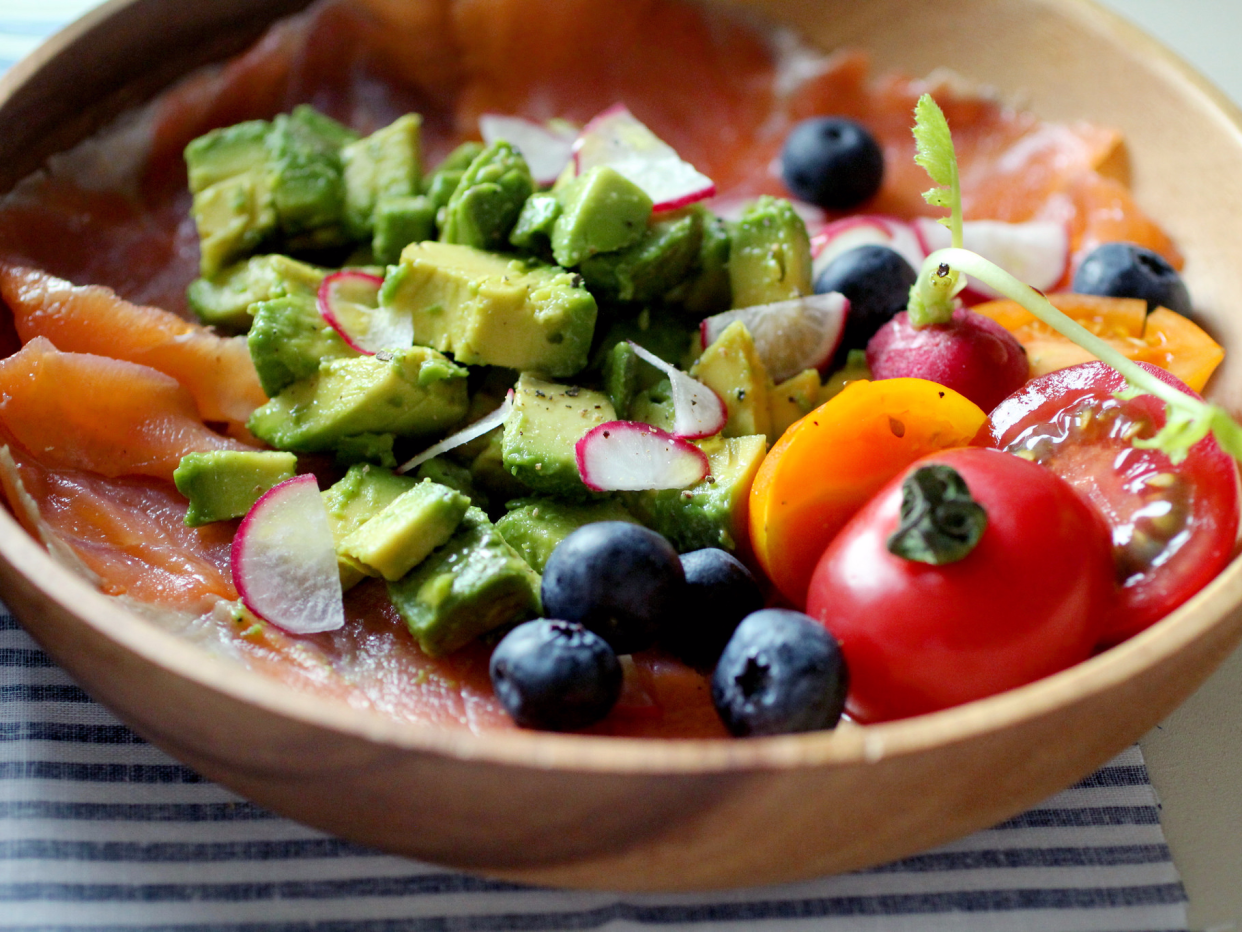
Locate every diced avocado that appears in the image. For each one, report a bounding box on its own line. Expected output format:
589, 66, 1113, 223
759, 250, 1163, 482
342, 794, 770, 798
173, 450, 297, 526
551, 166, 653, 268
247, 346, 469, 452
470, 431, 532, 507
438, 141, 535, 251
342, 113, 422, 239
769, 368, 821, 439
820, 347, 871, 404
728, 195, 812, 308
668, 207, 732, 315
186, 120, 278, 277
496, 496, 639, 573
628, 377, 675, 432
509, 192, 561, 256
334, 433, 397, 469
501, 373, 615, 497
423, 141, 484, 209
266, 106, 358, 251
187, 254, 325, 332
373, 195, 437, 264
387, 506, 541, 656
340, 479, 470, 581
624, 434, 767, 553
588, 312, 693, 387
381, 241, 597, 377
602, 341, 638, 418
247, 292, 356, 397
578, 207, 702, 303
415, 456, 488, 510
322, 463, 418, 588
690, 320, 771, 439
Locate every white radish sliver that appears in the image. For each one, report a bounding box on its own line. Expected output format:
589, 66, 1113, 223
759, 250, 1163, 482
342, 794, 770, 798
700, 292, 848, 383
627, 341, 726, 439
914, 217, 1069, 298
318, 270, 412, 355
231, 475, 345, 635
811, 215, 925, 281
479, 114, 576, 186
397, 391, 515, 474
572, 104, 715, 211
576, 421, 710, 492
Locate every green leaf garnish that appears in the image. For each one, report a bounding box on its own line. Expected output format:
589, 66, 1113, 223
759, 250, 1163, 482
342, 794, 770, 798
909, 94, 963, 326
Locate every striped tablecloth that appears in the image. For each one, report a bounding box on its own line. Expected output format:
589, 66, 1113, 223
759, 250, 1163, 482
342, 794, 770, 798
0, 3, 1192, 929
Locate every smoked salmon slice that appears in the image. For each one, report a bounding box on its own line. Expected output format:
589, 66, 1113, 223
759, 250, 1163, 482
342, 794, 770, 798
0, 265, 268, 432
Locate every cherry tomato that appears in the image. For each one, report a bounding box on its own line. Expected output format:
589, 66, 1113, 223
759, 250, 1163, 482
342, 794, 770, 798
986, 361, 1240, 644
806, 447, 1116, 722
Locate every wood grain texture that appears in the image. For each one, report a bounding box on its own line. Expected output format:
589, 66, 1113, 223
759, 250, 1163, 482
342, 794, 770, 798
1, 0, 1241, 891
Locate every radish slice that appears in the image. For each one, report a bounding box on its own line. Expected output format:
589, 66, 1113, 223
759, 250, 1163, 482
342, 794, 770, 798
396, 390, 515, 474
811, 215, 925, 281
479, 114, 576, 186
700, 292, 849, 382
318, 270, 413, 355
576, 421, 711, 492
571, 104, 715, 211
626, 342, 726, 439
231, 474, 345, 635
913, 217, 1070, 299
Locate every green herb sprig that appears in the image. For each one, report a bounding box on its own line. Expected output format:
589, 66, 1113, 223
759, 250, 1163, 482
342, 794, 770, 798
906, 93, 1242, 465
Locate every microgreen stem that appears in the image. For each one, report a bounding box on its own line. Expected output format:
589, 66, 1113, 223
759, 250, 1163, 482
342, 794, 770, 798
914, 247, 1242, 464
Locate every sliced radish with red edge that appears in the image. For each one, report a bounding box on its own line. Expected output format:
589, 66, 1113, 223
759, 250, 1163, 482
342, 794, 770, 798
231, 474, 345, 635
700, 292, 849, 382
627, 341, 725, 439
571, 104, 715, 211
318, 270, 413, 355
913, 217, 1070, 300
397, 390, 515, 474
479, 114, 576, 186
811, 215, 924, 281
576, 421, 711, 492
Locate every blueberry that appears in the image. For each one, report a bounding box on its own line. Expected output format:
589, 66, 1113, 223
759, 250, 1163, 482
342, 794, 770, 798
815, 244, 917, 364
489, 619, 622, 731
541, 522, 684, 654
780, 117, 884, 210
661, 548, 764, 670
711, 609, 848, 737
1071, 242, 1191, 314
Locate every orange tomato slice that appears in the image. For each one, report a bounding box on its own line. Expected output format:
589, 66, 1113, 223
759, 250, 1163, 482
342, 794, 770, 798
749, 378, 987, 608
973, 293, 1224, 392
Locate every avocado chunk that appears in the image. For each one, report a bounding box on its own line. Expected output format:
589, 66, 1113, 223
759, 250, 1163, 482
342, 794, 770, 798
509, 192, 561, 257
690, 320, 772, 440
186, 120, 278, 276
173, 450, 297, 526
501, 373, 615, 497
342, 113, 422, 240
415, 456, 488, 510
469, 431, 532, 506
381, 241, 597, 377
339, 479, 471, 581
625, 434, 767, 553
768, 368, 821, 439
496, 496, 639, 573
579, 207, 702, 303
373, 195, 437, 264
438, 141, 535, 251
728, 195, 812, 308
551, 166, 653, 268
323, 463, 419, 588
266, 106, 358, 251
334, 433, 397, 469
422, 141, 484, 210
247, 346, 469, 452
601, 341, 638, 418
628, 377, 676, 433
668, 207, 732, 315
387, 506, 541, 656
247, 291, 357, 397
588, 312, 693, 386
187, 253, 325, 332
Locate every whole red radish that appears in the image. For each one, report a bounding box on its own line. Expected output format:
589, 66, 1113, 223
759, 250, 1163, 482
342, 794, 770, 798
867, 307, 1028, 413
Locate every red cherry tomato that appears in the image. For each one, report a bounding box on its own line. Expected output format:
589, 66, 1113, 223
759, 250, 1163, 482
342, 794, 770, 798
986, 361, 1240, 644
806, 447, 1116, 723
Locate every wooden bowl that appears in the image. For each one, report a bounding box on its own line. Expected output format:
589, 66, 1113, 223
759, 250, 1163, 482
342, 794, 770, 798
1, 0, 1241, 891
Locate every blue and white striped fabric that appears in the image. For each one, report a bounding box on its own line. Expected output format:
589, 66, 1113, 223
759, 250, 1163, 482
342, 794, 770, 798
0, 607, 1190, 930
0, 3, 1191, 929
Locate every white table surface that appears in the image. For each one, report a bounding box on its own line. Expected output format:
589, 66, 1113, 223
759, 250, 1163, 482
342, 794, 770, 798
2, 0, 1240, 928
1090, 5, 1242, 930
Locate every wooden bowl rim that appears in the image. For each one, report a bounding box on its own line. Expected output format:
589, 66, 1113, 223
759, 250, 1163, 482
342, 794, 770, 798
2, 0, 1242, 776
